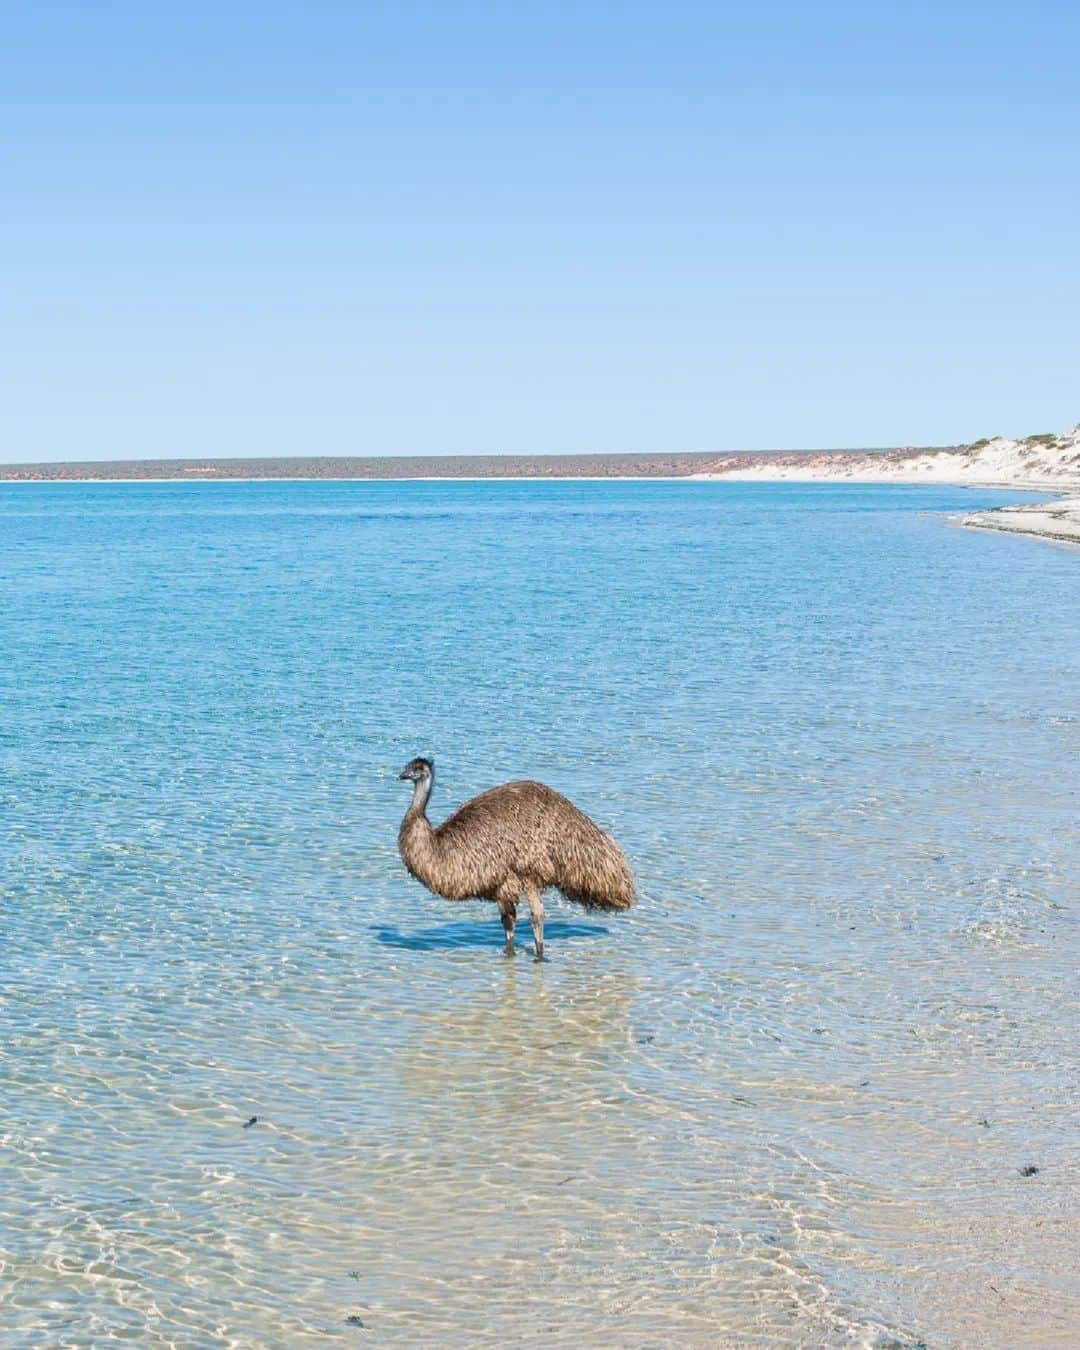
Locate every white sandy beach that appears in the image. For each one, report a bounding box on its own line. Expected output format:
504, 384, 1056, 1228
693, 424, 1080, 545
693, 423, 1080, 487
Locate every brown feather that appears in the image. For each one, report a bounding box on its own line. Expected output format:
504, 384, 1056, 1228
398, 774, 635, 912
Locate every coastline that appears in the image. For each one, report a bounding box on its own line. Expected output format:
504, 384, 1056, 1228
960, 494, 1080, 547
4, 441, 1080, 548
0, 474, 711, 486
0, 446, 941, 483
688, 428, 1080, 546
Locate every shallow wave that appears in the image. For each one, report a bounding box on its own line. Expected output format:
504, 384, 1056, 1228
1, 479, 1076, 1346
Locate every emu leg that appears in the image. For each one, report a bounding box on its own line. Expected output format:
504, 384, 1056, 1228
497, 893, 518, 957
525, 883, 545, 962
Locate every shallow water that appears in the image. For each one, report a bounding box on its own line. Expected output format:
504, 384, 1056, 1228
1, 480, 1077, 1348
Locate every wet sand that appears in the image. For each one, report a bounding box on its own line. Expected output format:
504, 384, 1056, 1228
961, 496, 1080, 547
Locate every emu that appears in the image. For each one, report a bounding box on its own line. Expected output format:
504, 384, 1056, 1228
397, 758, 635, 960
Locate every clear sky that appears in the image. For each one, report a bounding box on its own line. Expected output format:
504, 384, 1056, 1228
4, 2, 1078, 462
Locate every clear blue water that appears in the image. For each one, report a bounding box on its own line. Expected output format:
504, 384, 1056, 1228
1, 480, 1077, 1347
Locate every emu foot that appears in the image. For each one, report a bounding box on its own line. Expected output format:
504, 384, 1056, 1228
503, 941, 516, 958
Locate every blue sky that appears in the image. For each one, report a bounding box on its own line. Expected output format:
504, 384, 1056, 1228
4, 2, 1078, 461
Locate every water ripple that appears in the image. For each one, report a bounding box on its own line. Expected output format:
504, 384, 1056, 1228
1, 479, 1077, 1347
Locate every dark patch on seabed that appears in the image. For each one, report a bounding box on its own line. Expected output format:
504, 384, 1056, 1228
372, 918, 608, 950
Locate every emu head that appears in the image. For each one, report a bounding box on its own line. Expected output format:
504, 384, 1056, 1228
398, 756, 434, 785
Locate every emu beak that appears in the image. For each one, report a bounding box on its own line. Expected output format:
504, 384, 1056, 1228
398, 769, 411, 781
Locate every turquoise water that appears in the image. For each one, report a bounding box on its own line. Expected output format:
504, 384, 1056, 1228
1, 480, 1077, 1347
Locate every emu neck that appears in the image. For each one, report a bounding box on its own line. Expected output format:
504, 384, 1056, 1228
399, 775, 442, 892
406, 774, 433, 819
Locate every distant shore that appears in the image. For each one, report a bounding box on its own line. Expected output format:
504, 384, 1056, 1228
0, 446, 956, 482
2, 428, 1078, 490
5, 438, 1079, 548
686, 425, 1080, 547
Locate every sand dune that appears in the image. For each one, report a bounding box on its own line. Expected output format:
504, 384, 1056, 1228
692, 423, 1080, 489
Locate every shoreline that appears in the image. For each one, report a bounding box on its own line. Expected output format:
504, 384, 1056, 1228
959, 494, 1080, 547
4, 454, 1079, 548
0, 446, 943, 483
1, 474, 713, 486
0, 474, 1056, 488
